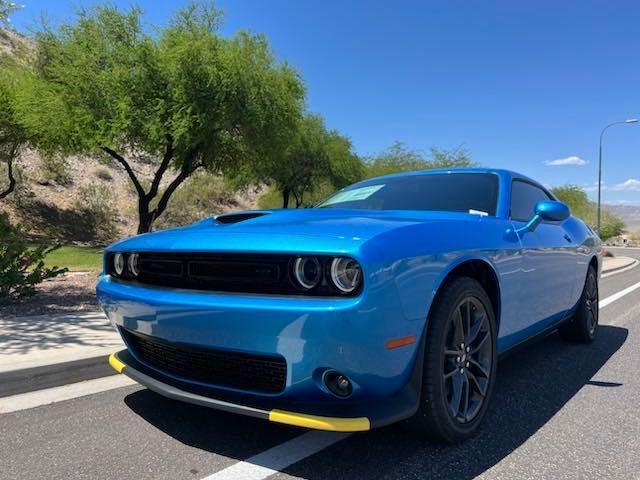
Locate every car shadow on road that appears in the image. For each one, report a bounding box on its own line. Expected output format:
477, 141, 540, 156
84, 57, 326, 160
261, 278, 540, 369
124, 324, 627, 480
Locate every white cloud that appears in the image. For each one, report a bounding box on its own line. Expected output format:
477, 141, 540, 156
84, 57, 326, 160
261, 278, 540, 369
545, 156, 588, 166
583, 181, 605, 192
612, 178, 640, 191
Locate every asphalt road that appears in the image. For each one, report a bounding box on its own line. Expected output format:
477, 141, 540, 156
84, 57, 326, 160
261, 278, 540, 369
2, 247, 640, 480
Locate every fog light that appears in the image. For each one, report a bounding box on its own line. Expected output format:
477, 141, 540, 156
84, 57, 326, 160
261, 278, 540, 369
128, 253, 140, 277
324, 370, 353, 397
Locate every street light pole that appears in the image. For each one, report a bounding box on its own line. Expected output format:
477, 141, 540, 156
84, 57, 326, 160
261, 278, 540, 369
597, 118, 638, 236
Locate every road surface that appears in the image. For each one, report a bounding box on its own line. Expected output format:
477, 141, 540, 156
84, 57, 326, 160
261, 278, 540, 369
2, 247, 639, 480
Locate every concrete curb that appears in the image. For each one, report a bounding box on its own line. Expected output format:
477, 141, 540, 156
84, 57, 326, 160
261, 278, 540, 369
602, 256, 638, 275
0, 354, 115, 398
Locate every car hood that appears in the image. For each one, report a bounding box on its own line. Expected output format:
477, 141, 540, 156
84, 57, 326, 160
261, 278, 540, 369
108, 209, 484, 255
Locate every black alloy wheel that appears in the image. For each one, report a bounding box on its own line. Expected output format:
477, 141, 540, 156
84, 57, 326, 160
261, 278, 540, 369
559, 265, 599, 343
409, 276, 497, 443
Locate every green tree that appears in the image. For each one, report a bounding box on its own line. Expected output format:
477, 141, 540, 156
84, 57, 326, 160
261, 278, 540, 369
0, 58, 29, 201
16, 3, 304, 232
551, 185, 625, 240
364, 141, 476, 178
250, 114, 362, 208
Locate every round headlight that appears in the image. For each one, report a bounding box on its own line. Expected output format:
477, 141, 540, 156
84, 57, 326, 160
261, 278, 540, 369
293, 256, 322, 289
128, 253, 140, 277
113, 253, 125, 276
330, 257, 362, 293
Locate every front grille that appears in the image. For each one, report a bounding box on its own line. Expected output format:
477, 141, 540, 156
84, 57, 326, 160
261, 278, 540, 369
122, 329, 287, 394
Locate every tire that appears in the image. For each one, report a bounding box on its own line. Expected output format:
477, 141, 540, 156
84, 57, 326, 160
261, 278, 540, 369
559, 265, 598, 343
408, 276, 497, 443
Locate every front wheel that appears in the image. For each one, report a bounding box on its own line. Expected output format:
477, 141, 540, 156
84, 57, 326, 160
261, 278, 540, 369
408, 277, 497, 443
559, 265, 598, 343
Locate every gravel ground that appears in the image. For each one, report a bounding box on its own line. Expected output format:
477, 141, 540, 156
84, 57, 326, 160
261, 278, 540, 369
0, 272, 99, 318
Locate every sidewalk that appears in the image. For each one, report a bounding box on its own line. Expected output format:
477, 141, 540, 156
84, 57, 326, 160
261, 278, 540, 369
602, 256, 638, 274
0, 310, 121, 396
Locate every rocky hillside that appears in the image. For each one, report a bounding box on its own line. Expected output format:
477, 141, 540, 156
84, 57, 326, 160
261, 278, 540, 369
606, 205, 640, 233
0, 149, 264, 245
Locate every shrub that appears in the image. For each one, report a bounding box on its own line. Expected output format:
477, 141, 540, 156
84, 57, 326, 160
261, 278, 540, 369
95, 168, 113, 182
74, 183, 118, 240
41, 155, 72, 186
0, 213, 67, 302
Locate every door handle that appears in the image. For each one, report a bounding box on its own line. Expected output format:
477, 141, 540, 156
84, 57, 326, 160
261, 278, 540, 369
563, 234, 572, 243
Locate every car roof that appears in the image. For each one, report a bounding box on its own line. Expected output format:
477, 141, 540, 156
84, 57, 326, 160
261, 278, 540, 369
358, 168, 540, 186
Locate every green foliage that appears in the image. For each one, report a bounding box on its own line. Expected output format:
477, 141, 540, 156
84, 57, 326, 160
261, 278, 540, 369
0, 56, 30, 200
364, 142, 476, 178
0, 212, 67, 302
155, 171, 234, 229
14, 1, 305, 232
73, 183, 118, 241
246, 113, 362, 208
551, 185, 626, 240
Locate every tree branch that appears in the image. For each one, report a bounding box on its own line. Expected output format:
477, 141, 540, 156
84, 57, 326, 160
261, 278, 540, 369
146, 134, 173, 202
0, 155, 16, 200
100, 146, 145, 197
150, 156, 201, 223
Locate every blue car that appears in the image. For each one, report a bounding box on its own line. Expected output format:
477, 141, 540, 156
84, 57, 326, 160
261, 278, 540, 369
98, 168, 601, 442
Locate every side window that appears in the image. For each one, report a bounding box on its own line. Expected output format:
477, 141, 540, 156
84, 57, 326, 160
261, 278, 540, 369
510, 180, 552, 222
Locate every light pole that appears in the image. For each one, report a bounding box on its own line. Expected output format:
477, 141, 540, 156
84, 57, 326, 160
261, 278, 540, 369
597, 118, 638, 236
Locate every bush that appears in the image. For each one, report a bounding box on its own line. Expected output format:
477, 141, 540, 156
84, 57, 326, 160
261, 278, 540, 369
74, 183, 118, 240
41, 155, 72, 186
0, 213, 67, 302
95, 168, 113, 182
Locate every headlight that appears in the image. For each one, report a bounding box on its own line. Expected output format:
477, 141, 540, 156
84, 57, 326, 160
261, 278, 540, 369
329, 257, 362, 293
293, 256, 321, 289
113, 253, 124, 276
128, 253, 140, 277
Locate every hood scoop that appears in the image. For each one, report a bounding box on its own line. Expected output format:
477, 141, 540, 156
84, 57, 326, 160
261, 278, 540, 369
215, 211, 270, 224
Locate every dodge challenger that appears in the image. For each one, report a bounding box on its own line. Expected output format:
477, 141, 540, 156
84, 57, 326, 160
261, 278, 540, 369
98, 168, 601, 442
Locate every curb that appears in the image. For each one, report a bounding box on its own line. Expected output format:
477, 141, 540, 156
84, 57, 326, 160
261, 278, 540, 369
602, 257, 639, 276
0, 354, 115, 398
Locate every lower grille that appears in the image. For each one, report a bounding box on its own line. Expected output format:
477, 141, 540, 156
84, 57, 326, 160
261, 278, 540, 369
122, 329, 287, 394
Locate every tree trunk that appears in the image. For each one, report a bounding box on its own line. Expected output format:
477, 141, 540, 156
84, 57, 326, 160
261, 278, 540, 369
282, 187, 290, 208
0, 156, 17, 201
101, 141, 196, 235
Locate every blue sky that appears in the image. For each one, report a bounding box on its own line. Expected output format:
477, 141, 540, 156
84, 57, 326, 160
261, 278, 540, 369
10, 0, 640, 205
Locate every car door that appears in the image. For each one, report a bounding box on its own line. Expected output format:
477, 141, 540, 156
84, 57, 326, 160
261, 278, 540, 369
509, 179, 577, 335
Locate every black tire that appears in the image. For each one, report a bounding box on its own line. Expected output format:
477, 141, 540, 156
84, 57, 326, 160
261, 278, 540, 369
408, 276, 497, 443
559, 265, 598, 343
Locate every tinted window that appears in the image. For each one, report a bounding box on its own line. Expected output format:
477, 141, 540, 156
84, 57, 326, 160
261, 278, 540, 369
510, 180, 552, 221
317, 173, 499, 216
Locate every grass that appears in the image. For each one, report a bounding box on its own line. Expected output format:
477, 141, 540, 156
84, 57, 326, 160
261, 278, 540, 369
36, 245, 104, 272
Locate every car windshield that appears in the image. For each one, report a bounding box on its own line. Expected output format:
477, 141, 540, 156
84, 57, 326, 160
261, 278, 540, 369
317, 172, 500, 216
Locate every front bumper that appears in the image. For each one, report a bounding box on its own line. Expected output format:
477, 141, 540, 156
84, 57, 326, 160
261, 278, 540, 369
110, 350, 370, 432
97, 275, 425, 429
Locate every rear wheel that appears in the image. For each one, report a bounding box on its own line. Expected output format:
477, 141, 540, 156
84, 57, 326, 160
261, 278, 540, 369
408, 277, 497, 443
559, 265, 598, 343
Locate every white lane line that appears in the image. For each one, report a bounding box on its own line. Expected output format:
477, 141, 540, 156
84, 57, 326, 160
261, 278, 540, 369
0, 375, 136, 414
600, 281, 640, 309
201, 431, 351, 480
602, 259, 639, 278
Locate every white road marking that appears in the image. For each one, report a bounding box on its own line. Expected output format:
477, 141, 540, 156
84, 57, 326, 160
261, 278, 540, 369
600, 281, 640, 309
0, 375, 136, 414
201, 430, 351, 480
602, 259, 639, 278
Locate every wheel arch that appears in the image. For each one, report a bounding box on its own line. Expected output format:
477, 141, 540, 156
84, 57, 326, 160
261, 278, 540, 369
428, 258, 502, 332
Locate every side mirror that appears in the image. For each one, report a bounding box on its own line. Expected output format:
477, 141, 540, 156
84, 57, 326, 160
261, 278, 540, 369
536, 200, 570, 222
516, 200, 570, 235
